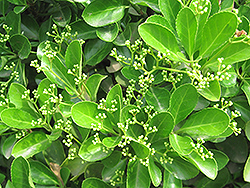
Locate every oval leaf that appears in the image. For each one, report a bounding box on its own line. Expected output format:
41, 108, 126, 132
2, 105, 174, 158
96, 23, 119, 42
169, 134, 193, 156
148, 156, 162, 187
79, 136, 112, 162
65, 40, 82, 70
169, 84, 198, 124
130, 141, 150, 159
177, 108, 229, 139
12, 131, 51, 158
9, 34, 31, 59
82, 0, 126, 27
82, 177, 112, 188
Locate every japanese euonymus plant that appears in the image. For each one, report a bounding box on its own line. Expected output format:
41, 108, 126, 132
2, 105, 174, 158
0, 0, 250, 187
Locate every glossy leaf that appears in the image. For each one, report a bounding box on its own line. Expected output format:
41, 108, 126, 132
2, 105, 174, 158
200, 12, 237, 58
178, 108, 229, 139
127, 160, 150, 188
121, 66, 141, 81
1, 108, 40, 129
233, 96, 250, 122
131, 0, 159, 12
65, 40, 82, 70
82, 178, 112, 188
242, 80, 250, 106
176, 7, 197, 57
39, 17, 52, 42
159, 0, 181, 32
163, 170, 182, 188
6, 11, 21, 35
70, 20, 97, 40
96, 23, 119, 42
82, 0, 126, 27
84, 39, 113, 66
169, 134, 193, 156
244, 154, 250, 182
139, 22, 180, 61
11, 156, 34, 188
78, 136, 112, 162
145, 86, 170, 112
2, 134, 17, 159
61, 157, 86, 178
41, 55, 76, 90
148, 156, 162, 187
52, 6, 71, 27
198, 80, 221, 101
12, 131, 51, 158
85, 74, 107, 101
102, 159, 126, 183
102, 150, 122, 168
187, 151, 218, 180
148, 112, 174, 143
146, 15, 173, 31
130, 141, 150, 159
169, 84, 198, 124
204, 42, 250, 70
9, 34, 31, 59
162, 153, 199, 180
21, 15, 39, 40
29, 160, 59, 185
211, 149, 229, 171
215, 134, 248, 163
102, 136, 122, 148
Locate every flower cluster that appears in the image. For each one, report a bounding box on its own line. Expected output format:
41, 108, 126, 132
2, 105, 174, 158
62, 133, 74, 147
0, 24, 11, 43
16, 130, 28, 139
191, 138, 213, 161
67, 64, 88, 85
162, 71, 183, 84
159, 142, 174, 164
30, 60, 42, 73
54, 119, 72, 132
31, 118, 44, 127
97, 98, 118, 113
68, 147, 77, 160
192, 0, 210, 15
109, 170, 124, 186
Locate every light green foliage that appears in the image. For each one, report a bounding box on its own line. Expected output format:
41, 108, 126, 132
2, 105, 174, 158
0, 0, 249, 187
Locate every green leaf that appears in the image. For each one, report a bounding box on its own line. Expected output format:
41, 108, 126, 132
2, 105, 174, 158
14, 5, 27, 14
131, 0, 159, 12
71, 101, 115, 133
162, 153, 199, 180
130, 141, 150, 159
190, 0, 211, 52
106, 84, 122, 123
146, 15, 173, 32
196, 167, 230, 188
102, 159, 126, 183
6, 11, 21, 35
148, 112, 174, 143
163, 170, 182, 188
60, 167, 70, 186
121, 66, 141, 81
96, 23, 119, 42
204, 42, 250, 70
169, 84, 198, 124
37, 41, 59, 60
62, 157, 86, 179
177, 108, 229, 139
82, 178, 112, 188
102, 150, 122, 168
215, 134, 248, 163
84, 162, 104, 179
210, 149, 229, 171
244, 154, 250, 182
102, 136, 122, 148
242, 80, 250, 106
11, 156, 34, 188
169, 134, 193, 156
29, 161, 59, 185
127, 160, 150, 188
70, 20, 97, 40
200, 12, 237, 58
145, 86, 170, 112
186, 151, 218, 180
6, 0, 25, 6
2, 134, 17, 159
78, 136, 112, 162
82, 0, 126, 27
39, 17, 52, 42
52, 5, 71, 27
221, 0, 234, 11
21, 15, 39, 40
43, 140, 66, 165
138, 22, 180, 61
12, 131, 51, 158
176, 7, 197, 58
0, 0, 9, 17
85, 39, 113, 66
65, 40, 83, 70
198, 80, 221, 101
41, 55, 76, 90
85, 74, 107, 101
9, 34, 31, 59
159, 0, 181, 32
233, 96, 250, 122
1, 108, 40, 129
148, 156, 162, 187
37, 78, 57, 107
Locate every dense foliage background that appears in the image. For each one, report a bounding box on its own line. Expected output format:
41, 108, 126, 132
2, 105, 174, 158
0, 0, 250, 187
